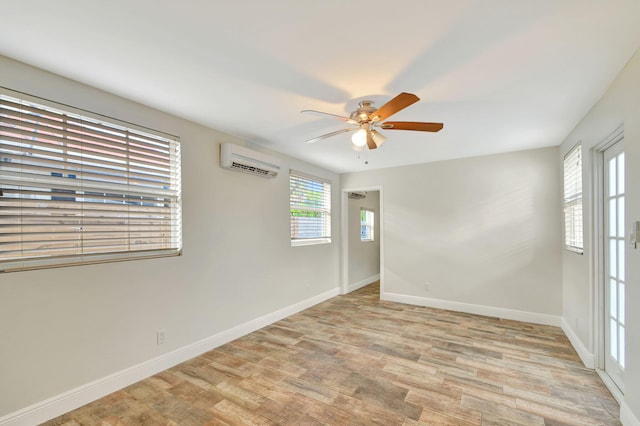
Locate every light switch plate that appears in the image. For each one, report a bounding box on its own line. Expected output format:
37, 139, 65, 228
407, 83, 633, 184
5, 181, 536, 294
631, 221, 640, 249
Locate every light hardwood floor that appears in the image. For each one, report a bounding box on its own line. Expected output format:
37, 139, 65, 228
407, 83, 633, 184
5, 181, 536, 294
43, 283, 619, 425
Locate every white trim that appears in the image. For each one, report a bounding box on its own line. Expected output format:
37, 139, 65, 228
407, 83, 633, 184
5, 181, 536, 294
590, 125, 624, 373
341, 189, 349, 295
347, 273, 380, 293
0, 286, 340, 426
621, 400, 640, 426
590, 143, 605, 370
382, 292, 561, 326
596, 369, 624, 404
561, 318, 595, 368
291, 238, 331, 247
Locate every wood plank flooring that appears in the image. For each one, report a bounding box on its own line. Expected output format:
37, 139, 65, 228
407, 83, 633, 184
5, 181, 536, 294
43, 284, 619, 425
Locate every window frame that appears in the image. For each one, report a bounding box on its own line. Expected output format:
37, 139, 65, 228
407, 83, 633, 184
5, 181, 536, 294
360, 207, 375, 242
563, 142, 583, 254
0, 88, 182, 272
289, 170, 331, 247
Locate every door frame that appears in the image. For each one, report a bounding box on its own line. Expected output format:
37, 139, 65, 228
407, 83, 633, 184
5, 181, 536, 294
341, 185, 384, 295
590, 124, 624, 399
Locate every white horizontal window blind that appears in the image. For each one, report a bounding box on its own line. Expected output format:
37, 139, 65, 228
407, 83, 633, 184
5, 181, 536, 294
563, 143, 583, 253
290, 171, 331, 245
0, 90, 182, 271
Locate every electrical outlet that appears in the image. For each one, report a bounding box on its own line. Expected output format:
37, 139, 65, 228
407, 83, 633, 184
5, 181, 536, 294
157, 330, 166, 345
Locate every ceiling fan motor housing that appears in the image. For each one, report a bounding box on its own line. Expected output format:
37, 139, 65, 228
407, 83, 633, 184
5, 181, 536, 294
350, 100, 376, 123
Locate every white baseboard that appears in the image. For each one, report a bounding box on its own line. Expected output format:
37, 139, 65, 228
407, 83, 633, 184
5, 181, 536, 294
621, 400, 640, 426
381, 292, 561, 327
346, 273, 380, 293
0, 287, 340, 426
560, 318, 595, 369
596, 369, 623, 405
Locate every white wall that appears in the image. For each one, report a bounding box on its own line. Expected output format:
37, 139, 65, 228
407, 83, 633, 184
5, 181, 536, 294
559, 48, 640, 423
347, 191, 380, 290
341, 147, 563, 321
4, 45, 638, 423
0, 56, 341, 419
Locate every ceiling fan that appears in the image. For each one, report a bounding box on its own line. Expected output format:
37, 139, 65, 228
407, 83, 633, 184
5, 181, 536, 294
301, 92, 443, 151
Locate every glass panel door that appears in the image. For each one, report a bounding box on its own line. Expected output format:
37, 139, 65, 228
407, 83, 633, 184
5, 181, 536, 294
604, 143, 625, 392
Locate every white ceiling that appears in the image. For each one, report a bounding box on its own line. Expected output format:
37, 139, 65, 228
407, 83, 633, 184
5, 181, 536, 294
2, 1, 639, 173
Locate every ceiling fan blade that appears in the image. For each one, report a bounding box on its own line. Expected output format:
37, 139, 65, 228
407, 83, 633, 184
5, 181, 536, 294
366, 131, 377, 150
368, 92, 420, 123
301, 110, 358, 125
379, 121, 444, 132
305, 128, 355, 144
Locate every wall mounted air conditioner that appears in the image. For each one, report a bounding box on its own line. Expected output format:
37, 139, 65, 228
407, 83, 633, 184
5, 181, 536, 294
219, 143, 281, 178
348, 192, 367, 200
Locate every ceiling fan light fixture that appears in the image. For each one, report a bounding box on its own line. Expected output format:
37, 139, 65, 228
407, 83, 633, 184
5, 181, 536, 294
370, 129, 386, 147
351, 128, 367, 149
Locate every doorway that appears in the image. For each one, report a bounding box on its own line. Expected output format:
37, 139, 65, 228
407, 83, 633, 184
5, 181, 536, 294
341, 187, 383, 295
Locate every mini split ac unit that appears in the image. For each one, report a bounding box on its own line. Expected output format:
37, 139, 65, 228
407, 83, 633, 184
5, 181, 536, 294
348, 192, 367, 200
219, 143, 281, 178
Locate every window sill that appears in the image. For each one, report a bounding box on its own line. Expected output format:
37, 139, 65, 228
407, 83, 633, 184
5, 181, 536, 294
0, 249, 181, 273
565, 246, 584, 255
291, 238, 332, 247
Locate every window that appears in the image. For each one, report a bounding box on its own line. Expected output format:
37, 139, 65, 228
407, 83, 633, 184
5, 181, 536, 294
360, 208, 374, 242
289, 171, 331, 246
0, 90, 182, 272
563, 143, 583, 253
